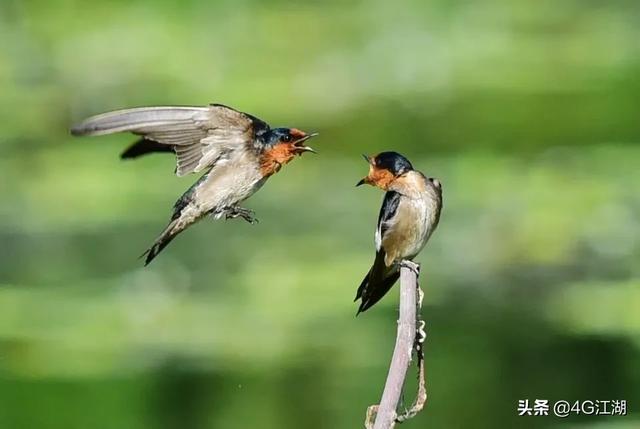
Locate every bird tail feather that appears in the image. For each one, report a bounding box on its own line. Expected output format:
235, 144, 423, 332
355, 251, 400, 315
141, 219, 182, 266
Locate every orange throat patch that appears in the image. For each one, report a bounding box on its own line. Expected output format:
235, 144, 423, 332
260, 144, 297, 177
367, 167, 395, 190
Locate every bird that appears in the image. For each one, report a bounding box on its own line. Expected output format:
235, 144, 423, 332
354, 151, 442, 314
71, 103, 318, 265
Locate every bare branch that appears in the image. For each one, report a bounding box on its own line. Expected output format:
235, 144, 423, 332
364, 260, 427, 429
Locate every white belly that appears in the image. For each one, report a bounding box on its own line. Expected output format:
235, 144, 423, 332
382, 188, 441, 265
193, 155, 265, 213
406, 196, 439, 258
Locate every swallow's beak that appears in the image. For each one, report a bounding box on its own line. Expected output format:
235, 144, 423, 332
357, 154, 374, 186
293, 132, 319, 154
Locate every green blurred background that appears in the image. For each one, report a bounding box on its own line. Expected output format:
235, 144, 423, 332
1, 0, 639, 428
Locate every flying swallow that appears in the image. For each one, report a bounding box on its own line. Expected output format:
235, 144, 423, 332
71, 103, 318, 265
354, 152, 442, 314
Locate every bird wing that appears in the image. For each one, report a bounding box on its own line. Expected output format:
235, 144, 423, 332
375, 190, 401, 251
355, 191, 403, 314
71, 104, 270, 176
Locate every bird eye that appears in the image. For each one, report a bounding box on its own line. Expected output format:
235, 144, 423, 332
281, 135, 292, 143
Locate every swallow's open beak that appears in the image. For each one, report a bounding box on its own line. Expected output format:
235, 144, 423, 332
293, 132, 319, 154
361, 153, 373, 164
357, 154, 374, 186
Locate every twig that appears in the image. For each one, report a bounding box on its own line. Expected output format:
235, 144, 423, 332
364, 260, 427, 429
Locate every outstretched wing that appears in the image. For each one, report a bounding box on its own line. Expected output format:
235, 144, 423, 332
71, 104, 270, 176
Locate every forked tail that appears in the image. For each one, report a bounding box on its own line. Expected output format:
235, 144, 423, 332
355, 250, 400, 315
141, 219, 181, 266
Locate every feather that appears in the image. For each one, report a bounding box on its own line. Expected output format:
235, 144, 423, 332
71, 104, 261, 176
375, 191, 401, 251
120, 138, 174, 159
355, 250, 400, 314
70, 107, 208, 136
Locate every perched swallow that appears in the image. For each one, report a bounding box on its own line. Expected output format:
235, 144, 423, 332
354, 152, 442, 314
71, 103, 317, 265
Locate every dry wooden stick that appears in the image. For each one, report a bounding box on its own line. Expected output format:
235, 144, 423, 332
365, 260, 427, 429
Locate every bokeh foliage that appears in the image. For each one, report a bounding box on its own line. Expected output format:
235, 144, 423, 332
1, 0, 639, 428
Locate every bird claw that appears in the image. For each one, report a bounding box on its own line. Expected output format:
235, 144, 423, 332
224, 206, 259, 224
400, 260, 420, 276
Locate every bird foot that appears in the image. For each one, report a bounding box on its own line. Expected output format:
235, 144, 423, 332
400, 260, 420, 276
224, 206, 259, 224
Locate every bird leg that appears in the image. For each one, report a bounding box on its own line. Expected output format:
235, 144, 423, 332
224, 206, 259, 224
